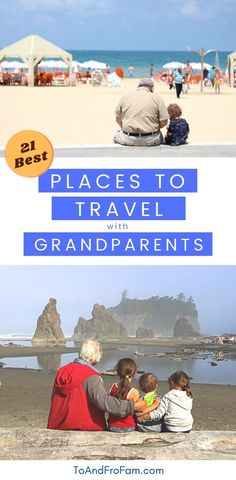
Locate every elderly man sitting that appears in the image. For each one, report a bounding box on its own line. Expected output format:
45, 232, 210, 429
113, 78, 168, 146
47, 339, 144, 430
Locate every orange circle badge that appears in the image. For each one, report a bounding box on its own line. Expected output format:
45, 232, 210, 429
5, 130, 54, 177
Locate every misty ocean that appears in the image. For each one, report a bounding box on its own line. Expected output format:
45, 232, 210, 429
2, 342, 236, 385
69, 50, 229, 77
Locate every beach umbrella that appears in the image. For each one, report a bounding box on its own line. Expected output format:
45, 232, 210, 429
162, 62, 185, 69
190, 62, 212, 70
0, 60, 28, 69
80, 60, 107, 70
72, 61, 82, 73
39, 60, 68, 69
72, 61, 81, 67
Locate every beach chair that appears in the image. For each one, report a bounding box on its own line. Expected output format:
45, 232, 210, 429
67, 73, 77, 86
107, 72, 121, 87
91, 70, 107, 86
53, 76, 66, 86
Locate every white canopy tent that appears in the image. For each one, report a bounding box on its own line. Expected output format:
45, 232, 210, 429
227, 51, 236, 87
0, 34, 72, 86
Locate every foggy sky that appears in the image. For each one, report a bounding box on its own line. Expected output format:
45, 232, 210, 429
0, 265, 235, 335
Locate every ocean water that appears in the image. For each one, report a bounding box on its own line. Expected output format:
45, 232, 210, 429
69, 50, 230, 77
2, 344, 236, 385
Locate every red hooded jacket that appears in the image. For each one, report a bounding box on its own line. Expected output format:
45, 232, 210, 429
47, 361, 106, 431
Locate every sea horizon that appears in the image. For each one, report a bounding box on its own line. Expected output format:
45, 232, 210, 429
68, 49, 230, 77
1, 49, 230, 77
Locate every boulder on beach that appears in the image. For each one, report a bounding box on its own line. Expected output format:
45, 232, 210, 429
72, 303, 128, 340
174, 316, 200, 337
136, 326, 154, 339
32, 298, 65, 345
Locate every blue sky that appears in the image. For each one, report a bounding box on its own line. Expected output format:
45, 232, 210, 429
0, 0, 234, 51
0, 266, 235, 334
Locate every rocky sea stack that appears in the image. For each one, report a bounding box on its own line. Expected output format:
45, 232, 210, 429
109, 293, 200, 337
72, 303, 128, 340
32, 298, 65, 345
136, 326, 154, 338
173, 317, 201, 337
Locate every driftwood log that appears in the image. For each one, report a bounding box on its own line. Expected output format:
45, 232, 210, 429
0, 429, 235, 460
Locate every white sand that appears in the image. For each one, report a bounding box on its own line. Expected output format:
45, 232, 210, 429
0, 79, 235, 145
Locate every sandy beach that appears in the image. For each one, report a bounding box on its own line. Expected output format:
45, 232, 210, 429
0, 366, 235, 431
1, 336, 236, 433
0, 79, 235, 146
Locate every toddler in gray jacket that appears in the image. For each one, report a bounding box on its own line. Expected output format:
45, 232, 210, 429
137, 371, 193, 433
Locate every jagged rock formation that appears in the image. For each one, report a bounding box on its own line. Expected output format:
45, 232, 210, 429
174, 317, 200, 337
73, 304, 128, 340
109, 293, 200, 336
32, 298, 65, 344
136, 326, 154, 338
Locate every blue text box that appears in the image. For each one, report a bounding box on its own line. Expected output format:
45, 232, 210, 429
24, 232, 212, 256
52, 196, 186, 220
39, 169, 197, 193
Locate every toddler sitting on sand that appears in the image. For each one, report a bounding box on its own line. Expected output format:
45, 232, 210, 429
165, 103, 189, 146
137, 371, 194, 433
136, 373, 162, 432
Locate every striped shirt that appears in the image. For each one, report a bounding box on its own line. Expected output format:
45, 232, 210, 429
174, 70, 183, 84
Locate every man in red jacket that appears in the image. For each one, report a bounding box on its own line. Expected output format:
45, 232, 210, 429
48, 339, 143, 430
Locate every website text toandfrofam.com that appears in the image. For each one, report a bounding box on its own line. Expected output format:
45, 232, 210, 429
73, 464, 165, 476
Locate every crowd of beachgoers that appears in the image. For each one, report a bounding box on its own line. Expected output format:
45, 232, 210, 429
0, 59, 232, 90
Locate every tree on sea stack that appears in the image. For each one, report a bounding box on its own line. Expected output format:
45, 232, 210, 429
121, 289, 129, 301
32, 298, 66, 344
